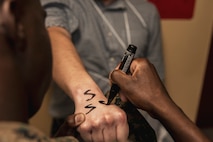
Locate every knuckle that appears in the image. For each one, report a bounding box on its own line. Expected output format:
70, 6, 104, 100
92, 120, 101, 128
104, 114, 114, 125
139, 58, 150, 67
78, 123, 91, 133
115, 111, 127, 123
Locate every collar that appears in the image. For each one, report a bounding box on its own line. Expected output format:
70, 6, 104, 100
95, 0, 126, 11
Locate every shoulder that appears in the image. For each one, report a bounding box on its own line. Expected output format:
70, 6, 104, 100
0, 122, 49, 141
0, 122, 79, 142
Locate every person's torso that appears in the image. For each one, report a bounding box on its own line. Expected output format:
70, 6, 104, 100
43, 0, 158, 117
69, 0, 150, 75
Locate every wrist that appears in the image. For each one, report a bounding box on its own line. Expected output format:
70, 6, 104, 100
153, 96, 181, 123
149, 91, 176, 119
71, 85, 107, 106
73, 88, 108, 115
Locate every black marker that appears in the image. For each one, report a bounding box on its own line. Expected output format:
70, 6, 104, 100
107, 44, 137, 105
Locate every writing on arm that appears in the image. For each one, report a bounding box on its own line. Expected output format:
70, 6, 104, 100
83, 89, 108, 114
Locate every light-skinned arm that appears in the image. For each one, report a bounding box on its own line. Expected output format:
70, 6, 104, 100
47, 26, 129, 142
110, 58, 211, 142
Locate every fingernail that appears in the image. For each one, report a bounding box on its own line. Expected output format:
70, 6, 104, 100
75, 113, 85, 125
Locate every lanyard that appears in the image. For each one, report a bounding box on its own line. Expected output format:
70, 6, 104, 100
91, 0, 147, 51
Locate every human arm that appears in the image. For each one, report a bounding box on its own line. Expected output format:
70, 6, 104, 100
47, 26, 129, 142
110, 58, 211, 142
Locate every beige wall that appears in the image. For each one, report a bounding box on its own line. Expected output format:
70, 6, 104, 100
162, 0, 213, 121
30, 0, 213, 136
29, 88, 52, 135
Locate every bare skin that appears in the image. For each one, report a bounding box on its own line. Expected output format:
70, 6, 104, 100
0, 0, 52, 121
110, 58, 212, 142
0, 0, 128, 140
0, 0, 84, 135
48, 26, 129, 142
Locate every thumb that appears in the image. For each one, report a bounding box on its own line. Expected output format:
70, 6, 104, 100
67, 113, 86, 127
53, 113, 85, 137
110, 69, 131, 88
110, 70, 132, 102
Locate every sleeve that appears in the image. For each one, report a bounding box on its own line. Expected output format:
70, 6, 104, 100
41, 0, 78, 33
146, 5, 165, 81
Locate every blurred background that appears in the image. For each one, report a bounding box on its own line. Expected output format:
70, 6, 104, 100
30, 0, 213, 140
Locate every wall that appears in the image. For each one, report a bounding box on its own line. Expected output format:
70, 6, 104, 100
161, 0, 213, 121
29, 0, 213, 136
29, 88, 52, 135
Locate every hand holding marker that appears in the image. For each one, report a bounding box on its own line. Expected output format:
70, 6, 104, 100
107, 44, 137, 105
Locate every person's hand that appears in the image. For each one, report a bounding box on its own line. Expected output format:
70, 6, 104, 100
74, 89, 129, 142
110, 58, 170, 116
110, 58, 213, 142
54, 113, 86, 137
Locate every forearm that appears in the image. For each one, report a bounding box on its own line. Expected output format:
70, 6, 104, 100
47, 27, 105, 102
154, 96, 210, 142
47, 27, 129, 142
